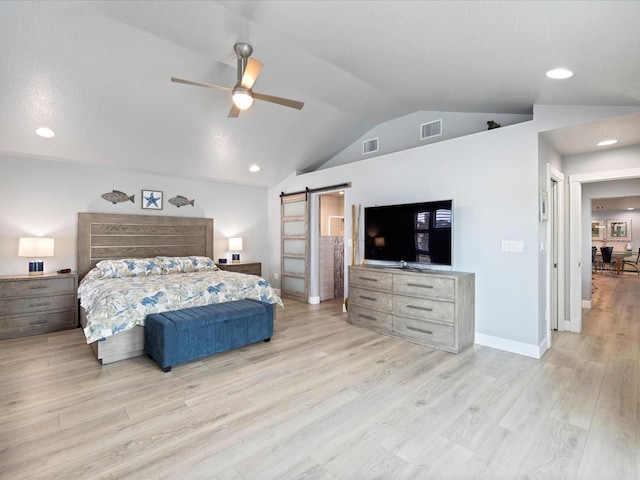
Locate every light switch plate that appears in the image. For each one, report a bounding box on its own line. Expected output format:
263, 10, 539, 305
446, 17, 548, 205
502, 240, 524, 252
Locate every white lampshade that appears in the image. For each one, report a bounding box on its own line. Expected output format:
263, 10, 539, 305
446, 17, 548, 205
229, 237, 243, 252
18, 237, 55, 258
18, 237, 55, 276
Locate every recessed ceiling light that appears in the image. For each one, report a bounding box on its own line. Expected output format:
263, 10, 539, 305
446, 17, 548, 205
249, 164, 260, 173
35, 127, 55, 138
627, 207, 635, 211
597, 139, 618, 146
546, 68, 574, 79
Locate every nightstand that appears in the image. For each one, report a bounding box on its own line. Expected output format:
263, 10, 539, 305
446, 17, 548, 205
216, 261, 262, 276
0, 272, 78, 340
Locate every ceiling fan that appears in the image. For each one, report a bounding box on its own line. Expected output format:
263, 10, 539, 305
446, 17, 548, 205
171, 43, 304, 117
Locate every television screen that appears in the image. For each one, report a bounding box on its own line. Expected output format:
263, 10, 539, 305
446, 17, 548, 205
364, 200, 453, 266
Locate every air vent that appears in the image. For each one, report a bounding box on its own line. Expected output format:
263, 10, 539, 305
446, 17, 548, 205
363, 138, 379, 155
421, 119, 442, 140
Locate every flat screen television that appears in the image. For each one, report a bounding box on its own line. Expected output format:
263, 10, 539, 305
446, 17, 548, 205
364, 200, 453, 266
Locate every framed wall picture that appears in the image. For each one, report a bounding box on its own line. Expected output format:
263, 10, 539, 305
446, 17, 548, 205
539, 190, 549, 222
142, 190, 163, 210
606, 219, 631, 241
591, 220, 605, 240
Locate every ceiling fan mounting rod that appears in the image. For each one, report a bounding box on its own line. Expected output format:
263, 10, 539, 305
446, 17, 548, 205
234, 43, 253, 85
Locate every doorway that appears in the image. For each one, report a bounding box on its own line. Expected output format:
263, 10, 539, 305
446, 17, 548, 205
316, 192, 345, 303
568, 167, 640, 332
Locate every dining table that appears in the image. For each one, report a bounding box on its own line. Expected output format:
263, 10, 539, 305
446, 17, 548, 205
594, 250, 633, 275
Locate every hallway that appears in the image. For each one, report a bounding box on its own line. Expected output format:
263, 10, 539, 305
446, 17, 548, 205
550, 272, 640, 478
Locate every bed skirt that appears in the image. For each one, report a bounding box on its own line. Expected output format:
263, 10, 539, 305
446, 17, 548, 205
80, 308, 146, 364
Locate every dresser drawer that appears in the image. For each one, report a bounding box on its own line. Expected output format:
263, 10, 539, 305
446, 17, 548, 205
349, 286, 393, 312
350, 268, 393, 291
230, 265, 261, 275
0, 311, 77, 340
0, 293, 76, 316
349, 304, 392, 332
393, 316, 455, 347
393, 274, 455, 301
393, 296, 454, 325
0, 276, 75, 299
216, 262, 261, 276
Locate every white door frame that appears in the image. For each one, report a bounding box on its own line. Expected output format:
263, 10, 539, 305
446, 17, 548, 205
310, 190, 346, 304
548, 165, 564, 336
569, 167, 640, 332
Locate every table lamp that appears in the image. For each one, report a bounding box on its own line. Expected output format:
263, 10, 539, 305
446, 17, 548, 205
229, 237, 243, 262
18, 237, 55, 275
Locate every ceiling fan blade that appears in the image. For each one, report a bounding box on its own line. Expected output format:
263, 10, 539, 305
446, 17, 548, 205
253, 92, 304, 110
228, 104, 241, 118
171, 77, 232, 92
240, 58, 263, 89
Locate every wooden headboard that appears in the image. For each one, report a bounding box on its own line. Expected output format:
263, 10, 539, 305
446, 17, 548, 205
77, 213, 214, 280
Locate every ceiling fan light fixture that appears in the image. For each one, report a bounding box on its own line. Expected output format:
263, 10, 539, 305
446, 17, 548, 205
232, 88, 253, 110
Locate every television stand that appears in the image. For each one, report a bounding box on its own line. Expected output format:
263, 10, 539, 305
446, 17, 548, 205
347, 265, 475, 353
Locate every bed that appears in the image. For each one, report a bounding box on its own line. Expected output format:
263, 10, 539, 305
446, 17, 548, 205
77, 212, 281, 364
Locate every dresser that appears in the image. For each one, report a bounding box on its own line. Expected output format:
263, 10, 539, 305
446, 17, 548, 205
348, 265, 474, 353
216, 261, 262, 276
0, 273, 78, 340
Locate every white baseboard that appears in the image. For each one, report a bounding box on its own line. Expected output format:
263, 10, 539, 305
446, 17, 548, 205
474, 333, 546, 359
581, 300, 591, 309
308, 296, 320, 305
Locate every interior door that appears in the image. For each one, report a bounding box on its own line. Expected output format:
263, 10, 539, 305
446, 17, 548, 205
280, 192, 309, 302
550, 179, 559, 330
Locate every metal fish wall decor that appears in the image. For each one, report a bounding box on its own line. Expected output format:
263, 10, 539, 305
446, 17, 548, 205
101, 190, 135, 204
168, 195, 195, 207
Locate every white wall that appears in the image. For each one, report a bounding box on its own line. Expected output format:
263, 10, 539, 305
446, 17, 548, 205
269, 105, 640, 358
321, 111, 532, 170
0, 154, 270, 277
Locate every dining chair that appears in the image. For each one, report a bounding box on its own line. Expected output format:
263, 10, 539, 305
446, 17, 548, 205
621, 247, 640, 275
600, 246, 614, 274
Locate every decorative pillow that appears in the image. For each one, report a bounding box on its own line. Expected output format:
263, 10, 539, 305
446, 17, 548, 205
95, 258, 163, 278
158, 256, 218, 274
81, 267, 104, 282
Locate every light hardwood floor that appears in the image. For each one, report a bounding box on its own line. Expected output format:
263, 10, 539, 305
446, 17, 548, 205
1, 275, 639, 479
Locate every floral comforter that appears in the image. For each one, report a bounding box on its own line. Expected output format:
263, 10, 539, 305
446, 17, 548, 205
78, 270, 283, 343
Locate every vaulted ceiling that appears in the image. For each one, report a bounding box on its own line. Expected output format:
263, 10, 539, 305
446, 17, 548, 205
1, 1, 639, 187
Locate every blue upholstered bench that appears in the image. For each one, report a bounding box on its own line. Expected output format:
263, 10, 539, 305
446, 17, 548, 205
145, 299, 274, 372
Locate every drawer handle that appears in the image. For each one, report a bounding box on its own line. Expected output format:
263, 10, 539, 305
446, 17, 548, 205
29, 285, 50, 290
407, 283, 434, 289
29, 302, 50, 307
407, 305, 433, 312
359, 277, 379, 282
407, 326, 433, 335
358, 295, 377, 302
30, 320, 48, 325
359, 314, 377, 322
